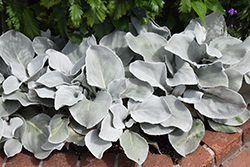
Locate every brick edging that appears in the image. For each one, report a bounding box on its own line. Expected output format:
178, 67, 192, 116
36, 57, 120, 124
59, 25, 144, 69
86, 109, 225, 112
1, 119, 250, 167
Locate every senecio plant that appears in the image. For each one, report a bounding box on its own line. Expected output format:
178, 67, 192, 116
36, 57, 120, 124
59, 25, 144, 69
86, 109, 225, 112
0, 12, 250, 165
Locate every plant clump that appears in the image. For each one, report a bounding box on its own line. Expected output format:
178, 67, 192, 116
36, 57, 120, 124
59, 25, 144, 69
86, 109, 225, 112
0, 12, 250, 165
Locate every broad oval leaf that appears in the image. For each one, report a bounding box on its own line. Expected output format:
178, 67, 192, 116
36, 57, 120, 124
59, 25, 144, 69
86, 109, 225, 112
126, 32, 167, 62
2, 91, 39, 107
120, 130, 149, 165
4, 138, 22, 157
55, 85, 83, 110
177, 89, 204, 104
161, 95, 193, 132
0, 99, 21, 117
34, 87, 55, 99
0, 30, 34, 68
195, 62, 228, 88
32, 37, 58, 55
85, 129, 112, 159
129, 60, 170, 91
110, 104, 128, 129
225, 68, 243, 91
21, 113, 52, 159
3, 76, 21, 95
107, 78, 127, 101
48, 114, 70, 144
41, 140, 65, 151
37, 71, 72, 88
47, 49, 73, 74
122, 78, 153, 102
69, 91, 112, 129
100, 30, 135, 66
164, 33, 204, 67
99, 112, 123, 142
194, 87, 247, 119
140, 123, 175, 135
167, 59, 198, 86
86, 45, 124, 89
27, 54, 48, 77
3, 117, 23, 138
128, 95, 171, 124
208, 119, 237, 133
213, 109, 250, 126
10, 62, 28, 81
168, 119, 205, 157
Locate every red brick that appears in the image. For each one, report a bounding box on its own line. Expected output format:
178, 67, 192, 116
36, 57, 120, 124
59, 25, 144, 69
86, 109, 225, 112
80, 153, 116, 167
118, 153, 137, 167
224, 149, 250, 167
177, 145, 214, 167
43, 151, 78, 167
143, 154, 174, 167
240, 119, 250, 144
5, 150, 40, 167
0, 151, 5, 166
202, 130, 241, 165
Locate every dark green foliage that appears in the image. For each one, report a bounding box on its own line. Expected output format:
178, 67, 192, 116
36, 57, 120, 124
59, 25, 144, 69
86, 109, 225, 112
0, 0, 166, 42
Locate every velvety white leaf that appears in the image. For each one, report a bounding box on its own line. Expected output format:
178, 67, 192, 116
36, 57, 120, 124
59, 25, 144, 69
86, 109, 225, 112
110, 104, 128, 129
214, 37, 250, 65
120, 130, 148, 165
55, 85, 83, 110
37, 71, 71, 88
66, 125, 85, 147
167, 58, 198, 86
10, 62, 28, 81
21, 113, 52, 159
161, 95, 193, 132
126, 32, 167, 62
2, 91, 39, 107
3, 117, 23, 138
194, 87, 247, 119
177, 89, 204, 104
48, 114, 70, 144
130, 17, 171, 39
85, 129, 112, 159
213, 109, 250, 126
47, 49, 73, 74
71, 56, 86, 75
184, 19, 206, 44
100, 30, 135, 66
0, 30, 34, 68
140, 123, 174, 135
27, 54, 48, 77
165, 33, 204, 67
0, 99, 21, 117
229, 51, 250, 75
99, 112, 123, 142
3, 76, 21, 95
169, 119, 205, 157
41, 140, 65, 151
34, 87, 55, 99
129, 60, 170, 91
202, 12, 227, 43
208, 119, 237, 133
4, 138, 22, 157
172, 85, 186, 97
32, 37, 58, 55
225, 68, 243, 91
209, 36, 242, 52
69, 117, 89, 135
129, 95, 171, 124
86, 45, 124, 89
62, 36, 95, 64
122, 78, 153, 102
107, 79, 127, 101
195, 62, 228, 88
69, 91, 112, 129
